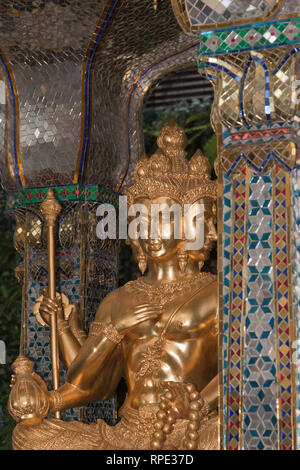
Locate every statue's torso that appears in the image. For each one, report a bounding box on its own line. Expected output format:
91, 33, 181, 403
115, 276, 218, 410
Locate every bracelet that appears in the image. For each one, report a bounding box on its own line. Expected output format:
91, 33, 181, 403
71, 327, 87, 342
57, 318, 70, 336
49, 390, 64, 412
89, 321, 124, 344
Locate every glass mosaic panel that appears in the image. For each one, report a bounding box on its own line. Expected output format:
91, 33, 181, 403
242, 172, 277, 450
222, 166, 295, 449
172, 0, 300, 33
185, 0, 279, 27
198, 46, 299, 133
0, 1, 188, 193
198, 20, 300, 56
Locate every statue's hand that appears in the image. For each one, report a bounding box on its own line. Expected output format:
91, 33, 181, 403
116, 303, 164, 335
160, 381, 191, 420
39, 289, 64, 326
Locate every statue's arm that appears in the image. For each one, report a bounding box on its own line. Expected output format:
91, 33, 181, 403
49, 293, 123, 410
47, 293, 162, 411
57, 306, 82, 368
38, 294, 86, 369
49, 334, 123, 410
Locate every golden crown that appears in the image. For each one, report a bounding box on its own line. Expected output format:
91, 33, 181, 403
125, 118, 217, 205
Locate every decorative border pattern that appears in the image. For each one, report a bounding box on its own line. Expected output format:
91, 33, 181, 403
273, 167, 295, 449
292, 166, 300, 449
198, 19, 300, 56
221, 173, 233, 449
224, 150, 295, 178
223, 122, 300, 148
6, 184, 119, 209
226, 169, 247, 450
221, 140, 297, 178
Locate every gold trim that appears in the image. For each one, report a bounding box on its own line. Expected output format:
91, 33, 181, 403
171, 0, 284, 33
277, 13, 300, 21
19, 212, 28, 355
170, 0, 191, 33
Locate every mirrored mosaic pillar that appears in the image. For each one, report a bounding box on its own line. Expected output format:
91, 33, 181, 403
197, 21, 300, 450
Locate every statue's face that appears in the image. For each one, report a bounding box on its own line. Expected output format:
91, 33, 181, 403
128, 196, 217, 262
129, 196, 181, 260
187, 198, 217, 262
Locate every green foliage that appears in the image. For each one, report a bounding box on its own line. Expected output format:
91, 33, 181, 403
143, 98, 217, 169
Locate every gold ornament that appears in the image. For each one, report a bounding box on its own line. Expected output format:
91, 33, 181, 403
124, 118, 217, 205
48, 390, 64, 413
125, 272, 215, 307
177, 242, 188, 273
8, 356, 49, 426
198, 260, 204, 271
150, 382, 210, 450
89, 321, 124, 344
137, 249, 147, 274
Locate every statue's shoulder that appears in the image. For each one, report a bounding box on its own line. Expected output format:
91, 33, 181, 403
94, 283, 133, 323
195, 274, 217, 300
185, 274, 217, 318
106, 282, 135, 305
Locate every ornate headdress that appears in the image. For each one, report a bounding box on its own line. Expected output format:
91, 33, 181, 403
125, 118, 217, 205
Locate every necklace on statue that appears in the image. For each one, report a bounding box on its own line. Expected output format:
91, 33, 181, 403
125, 271, 215, 307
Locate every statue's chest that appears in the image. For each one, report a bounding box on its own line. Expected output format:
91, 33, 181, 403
153, 303, 199, 338
131, 302, 199, 340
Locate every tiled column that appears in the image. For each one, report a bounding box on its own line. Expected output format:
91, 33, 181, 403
198, 25, 299, 450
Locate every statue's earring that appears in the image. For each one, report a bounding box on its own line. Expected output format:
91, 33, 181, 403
137, 248, 147, 275
198, 260, 204, 271
177, 242, 188, 273
212, 203, 217, 225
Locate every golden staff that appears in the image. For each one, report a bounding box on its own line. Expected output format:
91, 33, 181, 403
40, 188, 62, 419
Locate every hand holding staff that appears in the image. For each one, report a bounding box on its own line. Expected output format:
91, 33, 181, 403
40, 189, 62, 419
